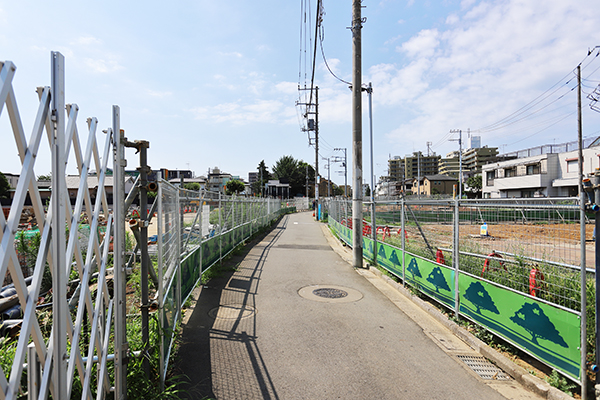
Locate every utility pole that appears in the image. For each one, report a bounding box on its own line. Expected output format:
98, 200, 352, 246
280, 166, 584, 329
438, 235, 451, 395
315, 86, 319, 215
322, 157, 331, 197
577, 64, 588, 399
297, 87, 320, 216
306, 164, 309, 198
450, 129, 463, 199
334, 148, 348, 197
327, 157, 331, 197
351, 0, 363, 268
417, 151, 421, 199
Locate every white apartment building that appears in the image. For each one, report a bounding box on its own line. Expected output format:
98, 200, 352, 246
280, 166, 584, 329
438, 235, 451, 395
482, 138, 600, 198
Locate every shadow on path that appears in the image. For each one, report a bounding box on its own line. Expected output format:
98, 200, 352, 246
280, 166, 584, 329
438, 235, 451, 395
175, 216, 288, 399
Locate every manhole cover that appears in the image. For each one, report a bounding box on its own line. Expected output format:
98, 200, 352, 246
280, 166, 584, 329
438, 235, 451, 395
312, 288, 348, 299
456, 355, 511, 380
208, 304, 256, 320
298, 285, 363, 303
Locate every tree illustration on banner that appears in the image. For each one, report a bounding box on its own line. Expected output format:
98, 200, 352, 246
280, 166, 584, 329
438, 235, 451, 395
389, 250, 401, 267
463, 281, 499, 315
378, 244, 387, 260
368, 240, 373, 255
510, 302, 568, 348
426, 266, 451, 293
406, 258, 422, 279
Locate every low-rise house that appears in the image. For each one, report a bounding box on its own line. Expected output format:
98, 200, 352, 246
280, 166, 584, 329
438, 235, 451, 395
412, 174, 458, 196
482, 137, 600, 198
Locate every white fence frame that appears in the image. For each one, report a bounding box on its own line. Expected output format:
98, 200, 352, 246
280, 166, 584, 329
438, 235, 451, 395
0, 53, 126, 399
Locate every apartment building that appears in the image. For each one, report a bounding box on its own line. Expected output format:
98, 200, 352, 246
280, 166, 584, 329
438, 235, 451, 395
482, 138, 600, 198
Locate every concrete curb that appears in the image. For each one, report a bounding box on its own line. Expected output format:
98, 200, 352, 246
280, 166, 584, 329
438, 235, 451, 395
321, 224, 574, 400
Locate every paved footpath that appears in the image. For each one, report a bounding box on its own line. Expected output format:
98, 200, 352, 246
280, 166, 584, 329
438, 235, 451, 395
176, 211, 545, 400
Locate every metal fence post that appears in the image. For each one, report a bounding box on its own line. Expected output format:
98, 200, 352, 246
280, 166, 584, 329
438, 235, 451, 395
219, 193, 222, 264
233, 196, 237, 246
371, 200, 377, 266
401, 199, 406, 287
454, 198, 460, 318
112, 106, 128, 399
50, 51, 68, 400
27, 343, 40, 400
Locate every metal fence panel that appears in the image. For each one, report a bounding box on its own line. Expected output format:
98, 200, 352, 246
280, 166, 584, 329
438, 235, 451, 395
326, 197, 591, 386
0, 55, 123, 399
156, 186, 290, 383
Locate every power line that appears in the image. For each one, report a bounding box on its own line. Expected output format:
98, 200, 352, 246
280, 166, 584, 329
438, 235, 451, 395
319, 23, 351, 86
502, 112, 575, 148
474, 47, 600, 134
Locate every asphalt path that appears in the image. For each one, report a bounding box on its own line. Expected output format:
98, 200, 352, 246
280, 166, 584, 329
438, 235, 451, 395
176, 211, 542, 399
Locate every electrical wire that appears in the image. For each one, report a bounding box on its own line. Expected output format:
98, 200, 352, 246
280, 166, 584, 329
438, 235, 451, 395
474, 48, 600, 134
502, 112, 576, 148
319, 24, 351, 86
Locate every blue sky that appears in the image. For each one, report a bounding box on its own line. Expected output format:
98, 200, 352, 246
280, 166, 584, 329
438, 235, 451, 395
2, 1, 600, 187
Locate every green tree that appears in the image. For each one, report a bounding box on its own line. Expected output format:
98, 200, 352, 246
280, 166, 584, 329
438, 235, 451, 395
252, 160, 271, 196
37, 173, 52, 182
225, 179, 245, 195
466, 175, 482, 196
333, 185, 344, 196
272, 156, 315, 196
0, 172, 10, 199
272, 155, 298, 181
183, 182, 201, 191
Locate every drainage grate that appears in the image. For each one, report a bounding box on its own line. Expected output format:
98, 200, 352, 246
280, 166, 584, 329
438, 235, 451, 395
456, 355, 511, 380
312, 288, 348, 299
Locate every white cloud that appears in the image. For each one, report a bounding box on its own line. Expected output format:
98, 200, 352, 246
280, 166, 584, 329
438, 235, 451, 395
190, 99, 295, 125
445, 14, 459, 25
460, 0, 477, 10
72, 36, 102, 46
218, 51, 243, 58
83, 57, 123, 73
398, 29, 439, 58
275, 81, 298, 95
147, 89, 172, 98
373, 0, 600, 156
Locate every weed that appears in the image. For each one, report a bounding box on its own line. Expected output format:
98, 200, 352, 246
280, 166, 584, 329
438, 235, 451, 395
545, 370, 576, 396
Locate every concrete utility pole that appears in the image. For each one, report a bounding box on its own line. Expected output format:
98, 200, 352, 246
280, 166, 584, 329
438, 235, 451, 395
322, 157, 331, 197
315, 87, 320, 216
298, 87, 319, 214
351, 0, 363, 268
577, 64, 588, 399
417, 151, 421, 199
450, 129, 463, 199
334, 148, 348, 197
306, 164, 309, 198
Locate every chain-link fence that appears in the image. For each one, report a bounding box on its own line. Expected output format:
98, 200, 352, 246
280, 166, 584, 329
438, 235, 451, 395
326, 197, 593, 387
157, 182, 295, 381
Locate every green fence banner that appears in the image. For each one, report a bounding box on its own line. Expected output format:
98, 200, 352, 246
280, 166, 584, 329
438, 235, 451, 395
328, 216, 581, 381
459, 274, 581, 380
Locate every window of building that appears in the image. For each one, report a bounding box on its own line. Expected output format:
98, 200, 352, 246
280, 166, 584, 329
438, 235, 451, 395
486, 171, 495, 186
526, 164, 540, 175
566, 158, 579, 173
505, 167, 516, 177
